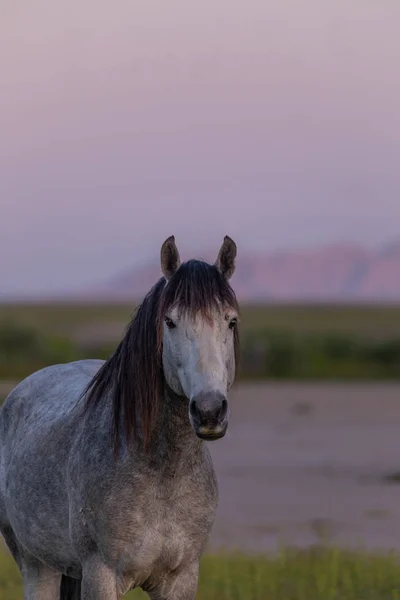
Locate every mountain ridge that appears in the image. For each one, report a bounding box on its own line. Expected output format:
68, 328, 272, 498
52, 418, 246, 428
77, 239, 400, 303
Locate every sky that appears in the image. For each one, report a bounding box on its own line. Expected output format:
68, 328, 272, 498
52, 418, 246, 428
1, 0, 400, 296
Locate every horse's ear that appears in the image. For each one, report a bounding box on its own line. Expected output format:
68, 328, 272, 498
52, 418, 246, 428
161, 235, 181, 281
215, 235, 237, 280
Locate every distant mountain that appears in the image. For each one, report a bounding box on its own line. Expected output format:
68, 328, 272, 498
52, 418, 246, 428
82, 240, 400, 303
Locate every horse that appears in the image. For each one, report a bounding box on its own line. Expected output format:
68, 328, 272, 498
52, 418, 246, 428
0, 235, 240, 600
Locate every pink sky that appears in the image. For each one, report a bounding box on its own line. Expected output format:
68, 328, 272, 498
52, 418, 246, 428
1, 0, 400, 295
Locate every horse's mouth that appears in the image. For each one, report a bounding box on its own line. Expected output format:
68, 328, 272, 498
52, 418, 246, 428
194, 423, 228, 441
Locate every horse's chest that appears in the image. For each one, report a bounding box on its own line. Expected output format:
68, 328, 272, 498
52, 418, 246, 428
113, 477, 218, 583
133, 512, 196, 571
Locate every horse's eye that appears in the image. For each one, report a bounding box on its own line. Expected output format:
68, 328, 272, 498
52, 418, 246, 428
164, 317, 176, 330
228, 318, 237, 330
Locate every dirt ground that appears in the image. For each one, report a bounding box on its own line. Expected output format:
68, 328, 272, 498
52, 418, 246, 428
207, 382, 400, 553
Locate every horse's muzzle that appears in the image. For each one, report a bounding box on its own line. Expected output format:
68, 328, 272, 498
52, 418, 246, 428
189, 391, 229, 441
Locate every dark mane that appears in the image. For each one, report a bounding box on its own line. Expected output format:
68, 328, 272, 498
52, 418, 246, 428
83, 259, 239, 452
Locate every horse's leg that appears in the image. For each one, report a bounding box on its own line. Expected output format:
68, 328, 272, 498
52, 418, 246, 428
1, 525, 22, 569
147, 563, 199, 600
81, 560, 119, 600
20, 555, 61, 600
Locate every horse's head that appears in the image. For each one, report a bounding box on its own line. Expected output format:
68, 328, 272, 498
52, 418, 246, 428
159, 236, 239, 441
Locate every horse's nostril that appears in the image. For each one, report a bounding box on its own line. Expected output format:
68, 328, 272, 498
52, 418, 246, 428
190, 399, 198, 415
220, 398, 228, 419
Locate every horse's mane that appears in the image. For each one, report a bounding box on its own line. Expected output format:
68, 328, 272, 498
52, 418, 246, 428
83, 259, 239, 452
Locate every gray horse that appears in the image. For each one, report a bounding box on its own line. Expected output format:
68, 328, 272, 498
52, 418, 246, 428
0, 235, 239, 600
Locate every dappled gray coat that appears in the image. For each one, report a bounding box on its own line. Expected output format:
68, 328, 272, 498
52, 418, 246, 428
0, 236, 240, 600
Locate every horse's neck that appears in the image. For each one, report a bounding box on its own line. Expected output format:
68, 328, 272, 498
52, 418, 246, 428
146, 386, 203, 468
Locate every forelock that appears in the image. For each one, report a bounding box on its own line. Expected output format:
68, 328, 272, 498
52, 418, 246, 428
158, 259, 238, 323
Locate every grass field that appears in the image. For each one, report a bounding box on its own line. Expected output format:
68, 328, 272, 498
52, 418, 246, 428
2, 545, 400, 599
3, 302, 400, 337
2, 302, 400, 382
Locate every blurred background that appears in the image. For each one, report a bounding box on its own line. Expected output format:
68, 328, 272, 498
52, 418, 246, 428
2, 1, 400, 598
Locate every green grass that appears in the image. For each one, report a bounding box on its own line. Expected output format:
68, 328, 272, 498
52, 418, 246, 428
3, 302, 400, 337
3, 302, 400, 382
2, 546, 400, 599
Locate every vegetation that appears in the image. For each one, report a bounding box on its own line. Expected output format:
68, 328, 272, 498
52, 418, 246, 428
2, 303, 400, 382
2, 545, 400, 599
